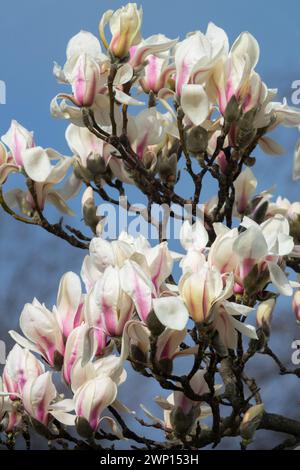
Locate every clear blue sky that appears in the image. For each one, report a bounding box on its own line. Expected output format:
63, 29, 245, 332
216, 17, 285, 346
1, 0, 300, 449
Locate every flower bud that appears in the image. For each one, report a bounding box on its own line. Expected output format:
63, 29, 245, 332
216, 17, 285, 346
54, 271, 83, 339
224, 95, 240, 123
106, 3, 143, 59
180, 266, 232, 324
74, 376, 117, 432
256, 298, 275, 337
3, 344, 44, 396
185, 125, 208, 155
240, 404, 264, 441
155, 328, 186, 374
158, 154, 177, 186
71, 54, 100, 107
84, 266, 134, 337
10, 299, 64, 368
1, 120, 34, 167
170, 406, 197, 436
22, 372, 57, 426
82, 187, 104, 235
233, 168, 257, 215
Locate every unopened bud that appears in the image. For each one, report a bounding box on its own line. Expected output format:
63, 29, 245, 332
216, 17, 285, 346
158, 154, 177, 186
71, 54, 100, 107
185, 125, 208, 155
256, 298, 275, 337
170, 406, 197, 436
240, 404, 264, 441
224, 95, 240, 123
82, 187, 103, 234
86, 154, 111, 181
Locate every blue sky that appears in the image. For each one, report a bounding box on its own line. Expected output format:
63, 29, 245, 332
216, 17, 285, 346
1, 0, 300, 449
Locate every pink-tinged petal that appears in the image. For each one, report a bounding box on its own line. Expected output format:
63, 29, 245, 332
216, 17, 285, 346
120, 261, 153, 322
56, 271, 82, 338
1, 120, 34, 167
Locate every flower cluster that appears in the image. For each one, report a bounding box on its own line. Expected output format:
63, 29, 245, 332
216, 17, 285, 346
0, 207, 298, 439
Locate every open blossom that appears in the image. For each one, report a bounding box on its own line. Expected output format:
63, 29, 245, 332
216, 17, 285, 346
175, 23, 229, 97
268, 196, 300, 221
179, 265, 234, 324
209, 32, 260, 115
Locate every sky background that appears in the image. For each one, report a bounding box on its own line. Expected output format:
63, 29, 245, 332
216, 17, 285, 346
1, 0, 300, 449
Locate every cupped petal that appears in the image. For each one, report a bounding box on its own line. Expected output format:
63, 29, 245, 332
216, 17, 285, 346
181, 84, 209, 126
152, 296, 189, 331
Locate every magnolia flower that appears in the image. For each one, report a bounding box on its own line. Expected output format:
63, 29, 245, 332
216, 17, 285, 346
256, 298, 275, 335
130, 34, 177, 92
208, 224, 239, 274
54, 30, 108, 84
54, 271, 84, 339
62, 324, 107, 385
84, 265, 135, 337
267, 196, 300, 221
1, 120, 34, 167
53, 30, 109, 108
3, 345, 44, 396
22, 372, 57, 426
180, 220, 208, 273
233, 167, 257, 215
155, 328, 187, 366
235, 215, 295, 295
74, 376, 117, 432
175, 24, 229, 97
100, 3, 143, 59
179, 265, 234, 324
208, 32, 260, 115
69, 54, 101, 107
9, 299, 64, 368
131, 108, 169, 160
211, 301, 257, 350
155, 370, 214, 435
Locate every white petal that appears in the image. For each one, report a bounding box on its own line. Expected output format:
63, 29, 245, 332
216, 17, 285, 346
259, 136, 285, 156
267, 261, 293, 296
22, 147, 52, 182
152, 296, 189, 331
229, 316, 258, 340
114, 89, 144, 106
181, 84, 209, 126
